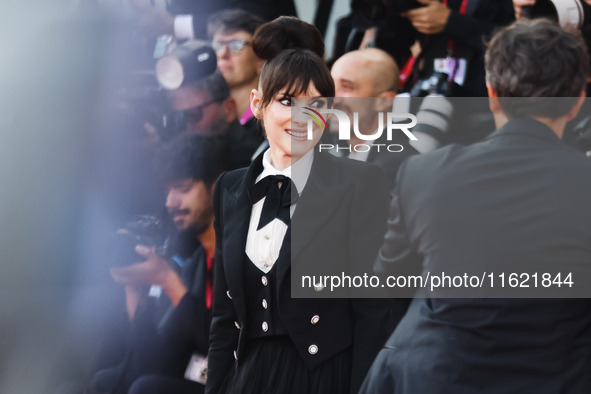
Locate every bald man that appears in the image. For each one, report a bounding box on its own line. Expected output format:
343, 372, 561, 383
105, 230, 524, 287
331, 49, 417, 337
331, 48, 418, 189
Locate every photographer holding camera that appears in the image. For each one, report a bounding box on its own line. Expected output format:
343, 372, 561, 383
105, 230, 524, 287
89, 135, 224, 394
400, 0, 514, 98
339, 1, 514, 96
340, 1, 514, 146
400, 0, 515, 146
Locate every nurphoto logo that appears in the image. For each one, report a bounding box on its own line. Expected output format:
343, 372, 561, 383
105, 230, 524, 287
303, 105, 419, 153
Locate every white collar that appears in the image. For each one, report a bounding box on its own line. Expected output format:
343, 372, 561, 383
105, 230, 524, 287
256, 148, 314, 195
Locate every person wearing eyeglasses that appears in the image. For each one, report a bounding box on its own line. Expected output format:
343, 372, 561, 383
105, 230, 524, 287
166, 69, 264, 170
207, 10, 266, 156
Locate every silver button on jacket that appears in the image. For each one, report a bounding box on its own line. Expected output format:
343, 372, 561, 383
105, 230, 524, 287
308, 345, 318, 355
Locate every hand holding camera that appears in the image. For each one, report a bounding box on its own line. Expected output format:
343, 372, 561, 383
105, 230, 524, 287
111, 244, 188, 307
401, 0, 451, 35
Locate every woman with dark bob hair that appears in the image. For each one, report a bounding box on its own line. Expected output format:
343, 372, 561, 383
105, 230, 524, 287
205, 16, 393, 394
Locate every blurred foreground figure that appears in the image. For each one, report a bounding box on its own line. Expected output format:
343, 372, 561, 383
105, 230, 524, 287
166, 70, 262, 169
89, 135, 223, 394
361, 19, 591, 394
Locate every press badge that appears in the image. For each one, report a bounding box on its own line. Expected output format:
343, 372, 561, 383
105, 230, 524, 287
434, 58, 467, 86
153, 34, 173, 58
148, 285, 162, 298
184, 353, 208, 385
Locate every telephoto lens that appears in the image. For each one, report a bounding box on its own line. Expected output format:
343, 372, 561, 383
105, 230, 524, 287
156, 41, 217, 90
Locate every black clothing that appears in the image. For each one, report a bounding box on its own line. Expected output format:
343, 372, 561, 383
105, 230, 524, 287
221, 259, 351, 393
408, 0, 515, 98
90, 244, 211, 394
325, 126, 418, 190
166, 0, 297, 39
206, 150, 393, 394
366, 128, 419, 190
248, 174, 296, 229
222, 336, 353, 394
335, 0, 514, 92
128, 375, 203, 394
225, 120, 265, 170
242, 261, 286, 340
361, 118, 591, 393
333, 0, 416, 66
409, 1, 514, 145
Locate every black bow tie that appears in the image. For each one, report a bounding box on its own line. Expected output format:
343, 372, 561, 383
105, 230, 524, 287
248, 175, 299, 230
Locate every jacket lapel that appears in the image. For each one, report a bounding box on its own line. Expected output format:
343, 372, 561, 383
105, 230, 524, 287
222, 155, 263, 315
367, 130, 388, 163
277, 151, 351, 286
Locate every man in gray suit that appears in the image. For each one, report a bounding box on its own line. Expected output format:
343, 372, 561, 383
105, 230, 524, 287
361, 19, 591, 393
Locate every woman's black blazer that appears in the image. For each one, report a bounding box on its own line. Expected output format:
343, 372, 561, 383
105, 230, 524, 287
206, 150, 393, 394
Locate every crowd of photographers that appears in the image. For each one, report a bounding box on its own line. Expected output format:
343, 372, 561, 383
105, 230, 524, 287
47, 1, 591, 393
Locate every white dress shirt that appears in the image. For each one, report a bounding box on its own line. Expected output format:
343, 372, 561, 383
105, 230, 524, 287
245, 149, 313, 273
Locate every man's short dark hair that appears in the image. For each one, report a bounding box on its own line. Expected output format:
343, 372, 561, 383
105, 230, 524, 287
485, 19, 590, 119
207, 9, 266, 39
157, 134, 225, 187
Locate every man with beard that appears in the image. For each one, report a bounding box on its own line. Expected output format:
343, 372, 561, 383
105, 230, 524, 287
330, 48, 418, 189
167, 69, 262, 169
90, 135, 224, 394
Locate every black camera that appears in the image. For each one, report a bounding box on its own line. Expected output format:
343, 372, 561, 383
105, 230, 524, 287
409, 72, 450, 97
156, 41, 217, 90
387, 0, 422, 12
110, 215, 167, 266
111, 41, 218, 146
